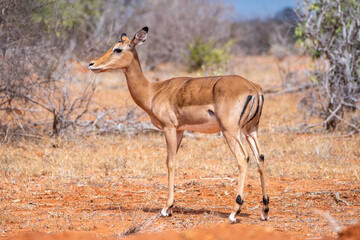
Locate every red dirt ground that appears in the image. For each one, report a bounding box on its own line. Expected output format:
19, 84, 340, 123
10, 224, 360, 240
1, 174, 359, 239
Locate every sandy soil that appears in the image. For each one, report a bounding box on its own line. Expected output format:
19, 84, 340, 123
1, 174, 359, 239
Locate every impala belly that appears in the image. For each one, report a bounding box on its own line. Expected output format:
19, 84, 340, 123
177, 108, 221, 133
178, 117, 220, 133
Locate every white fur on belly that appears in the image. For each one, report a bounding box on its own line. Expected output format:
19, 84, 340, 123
178, 115, 220, 133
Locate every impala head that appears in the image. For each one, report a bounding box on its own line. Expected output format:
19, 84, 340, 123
89, 26, 148, 73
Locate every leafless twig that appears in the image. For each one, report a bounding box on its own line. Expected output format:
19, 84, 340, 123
314, 209, 344, 234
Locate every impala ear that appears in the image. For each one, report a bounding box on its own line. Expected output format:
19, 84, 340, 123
120, 33, 130, 43
130, 26, 148, 48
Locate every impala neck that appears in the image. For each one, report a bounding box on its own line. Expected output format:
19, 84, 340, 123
123, 50, 151, 113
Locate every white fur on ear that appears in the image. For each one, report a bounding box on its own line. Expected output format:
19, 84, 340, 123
134, 31, 147, 44
131, 27, 149, 47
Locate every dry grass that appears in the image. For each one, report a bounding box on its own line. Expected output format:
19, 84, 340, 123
1, 124, 359, 182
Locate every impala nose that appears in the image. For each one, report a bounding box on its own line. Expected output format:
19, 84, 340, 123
89, 62, 95, 67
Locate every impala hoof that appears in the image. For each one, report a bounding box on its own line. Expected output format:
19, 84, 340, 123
260, 211, 269, 221
229, 212, 237, 223
161, 207, 173, 217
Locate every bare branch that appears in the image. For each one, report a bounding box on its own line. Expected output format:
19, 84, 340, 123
296, 0, 360, 131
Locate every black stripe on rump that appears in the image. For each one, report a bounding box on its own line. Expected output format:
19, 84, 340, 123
257, 95, 264, 124
244, 94, 260, 126
238, 95, 252, 125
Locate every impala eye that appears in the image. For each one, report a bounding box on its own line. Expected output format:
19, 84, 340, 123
113, 48, 122, 53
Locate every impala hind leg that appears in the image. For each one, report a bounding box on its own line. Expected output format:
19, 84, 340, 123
176, 130, 184, 153
161, 128, 179, 217
246, 131, 269, 221
222, 130, 249, 223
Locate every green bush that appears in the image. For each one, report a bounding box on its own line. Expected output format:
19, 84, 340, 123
31, 0, 103, 37
186, 39, 234, 73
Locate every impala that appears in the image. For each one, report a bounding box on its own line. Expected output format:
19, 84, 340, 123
89, 27, 269, 223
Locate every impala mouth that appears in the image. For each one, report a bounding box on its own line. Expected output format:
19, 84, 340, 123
88, 65, 102, 73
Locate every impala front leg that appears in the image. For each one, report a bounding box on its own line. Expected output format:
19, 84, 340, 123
161, 127, 177, 217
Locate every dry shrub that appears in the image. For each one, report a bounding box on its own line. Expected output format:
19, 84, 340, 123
0, 50, 95, 139
0, 1, 97, 140
296, 0, 360, 132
